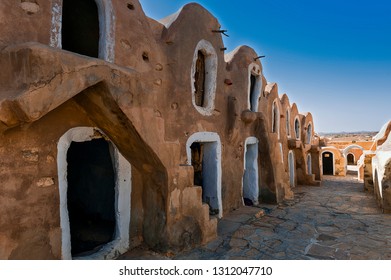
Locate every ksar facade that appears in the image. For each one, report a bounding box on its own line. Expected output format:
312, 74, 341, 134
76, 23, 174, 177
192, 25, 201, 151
0, 0, 320, 259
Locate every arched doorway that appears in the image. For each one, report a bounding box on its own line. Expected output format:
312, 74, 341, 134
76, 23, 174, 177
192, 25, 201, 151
186, 132, 222, 218
62, 0, 100, 57
242, 137, 259, 206
322, 152, 334, 175
288, 151, 295, 187
347, 153, 355, 165
58, 127, 131, 260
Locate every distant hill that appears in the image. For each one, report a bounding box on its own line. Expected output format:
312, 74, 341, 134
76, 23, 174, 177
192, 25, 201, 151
318, 131, 378, 142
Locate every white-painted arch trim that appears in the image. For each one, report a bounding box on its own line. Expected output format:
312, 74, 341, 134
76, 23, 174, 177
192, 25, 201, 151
50, 0, 115, 62
190, 40, 218, 116
186, 132, 222, 218
57, 127, 131, 260
242, 137, 259, 205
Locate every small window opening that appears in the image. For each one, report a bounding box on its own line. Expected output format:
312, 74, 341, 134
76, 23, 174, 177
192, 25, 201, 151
62, 0, 100, 58
142, 52, 149, 62
194, 51, 206, 107
127, 3, 135, 10
286, 110, 291, 136
66, 138, 116, 256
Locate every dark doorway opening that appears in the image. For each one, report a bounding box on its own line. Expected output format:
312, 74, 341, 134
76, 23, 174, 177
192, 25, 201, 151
191, 142, 204, 187
194, 51, 206, 107
322, 152, 334, 175
190, 142, 219, 216
67, 138, 116, 256
347, 153, 355, 165
62, 0, 100, 58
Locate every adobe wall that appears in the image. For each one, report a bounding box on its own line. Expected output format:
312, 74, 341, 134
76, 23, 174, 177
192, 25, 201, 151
0, 0, 321, 259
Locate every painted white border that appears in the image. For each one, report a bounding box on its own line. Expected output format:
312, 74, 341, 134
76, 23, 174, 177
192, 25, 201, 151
57, 127, 131, 260
190, 40, 218, 116
288, 150, 295, 187
186, 132, 222, 218
242, 137, 259, 205
248, 63, 262, 112
50, 0, 116, 62
321, 150, 335, 176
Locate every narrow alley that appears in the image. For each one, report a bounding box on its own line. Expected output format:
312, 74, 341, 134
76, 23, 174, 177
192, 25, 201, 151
120, 175, 391, 260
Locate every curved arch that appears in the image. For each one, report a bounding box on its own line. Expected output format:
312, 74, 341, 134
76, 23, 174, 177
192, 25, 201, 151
57, 127, 131, 260
186, 132, 222, 218
342, 144, 364, 157
190, 40, 218, 116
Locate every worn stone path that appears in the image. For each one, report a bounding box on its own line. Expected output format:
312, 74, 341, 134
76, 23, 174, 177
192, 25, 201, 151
119, 175, 391, 260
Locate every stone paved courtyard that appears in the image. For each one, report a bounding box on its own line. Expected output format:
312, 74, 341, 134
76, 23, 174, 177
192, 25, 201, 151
119, 175, 391, 260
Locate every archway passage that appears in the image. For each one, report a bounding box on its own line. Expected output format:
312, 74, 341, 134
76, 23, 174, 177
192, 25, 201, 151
347, 153, 355, 165
62, 0, 100, 58
322, 152, 334, 175
66, 138, 116, 256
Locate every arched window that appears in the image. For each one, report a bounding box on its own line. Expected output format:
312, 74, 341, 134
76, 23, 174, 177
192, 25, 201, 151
306, 123, 312, 144
191, 40, 217, 115
272, 100, 280, 138
294, 117, 300, 140
248, 63, 262, 112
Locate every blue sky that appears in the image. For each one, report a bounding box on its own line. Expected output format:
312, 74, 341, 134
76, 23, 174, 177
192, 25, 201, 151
139, 0, 391, 133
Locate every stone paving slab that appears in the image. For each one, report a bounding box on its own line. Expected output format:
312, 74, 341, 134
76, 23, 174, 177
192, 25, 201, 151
118, 175, 391, 260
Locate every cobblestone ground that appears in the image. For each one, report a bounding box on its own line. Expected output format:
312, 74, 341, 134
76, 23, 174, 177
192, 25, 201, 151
119, 175, 391, 260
